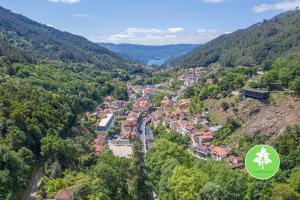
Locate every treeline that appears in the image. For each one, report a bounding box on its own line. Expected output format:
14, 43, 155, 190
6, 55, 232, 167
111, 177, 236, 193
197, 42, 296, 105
147, 125, 300, 200
259, 54, 300, 92
176, 10, 300, 68
0, 60, 129, 199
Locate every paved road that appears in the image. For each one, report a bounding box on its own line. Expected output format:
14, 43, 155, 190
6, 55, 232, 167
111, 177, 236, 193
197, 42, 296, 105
140, 114, 152, 154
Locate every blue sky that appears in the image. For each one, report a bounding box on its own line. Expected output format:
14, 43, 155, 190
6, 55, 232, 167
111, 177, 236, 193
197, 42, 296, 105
1, 0, 299, 45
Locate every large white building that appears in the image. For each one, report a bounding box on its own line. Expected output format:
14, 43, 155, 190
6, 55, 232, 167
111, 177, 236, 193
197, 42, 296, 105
97, 113, 115, 132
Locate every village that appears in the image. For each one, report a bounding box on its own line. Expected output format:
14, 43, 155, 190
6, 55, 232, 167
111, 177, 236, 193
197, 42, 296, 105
83, 66, 272, 170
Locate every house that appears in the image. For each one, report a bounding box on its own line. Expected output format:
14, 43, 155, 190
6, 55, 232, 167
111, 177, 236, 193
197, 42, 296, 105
226, 155, 244, 169
54, 189, 75, 200
110, 100, 127, 110
173, 108, 188, 120
209, 125, 223, 132
211, 146, 228, 161
120, 130, 137, 139
132, 98, 150, 114
121, 112, 142, 133
143, 87, 154, 97
241, 88, 269, 100
195, 144, 210, 158
193, 114, 207, 124
179, 99, 189, 110
198, 133, 213, 144
152, 109, 162, 128
97, 114, 115, 132
184, 121, 196, 133
93, 135, 106, 153
192, 128, 214, 144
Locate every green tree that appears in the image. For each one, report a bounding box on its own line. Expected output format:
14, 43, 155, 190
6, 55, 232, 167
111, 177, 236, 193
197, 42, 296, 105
131, 138, 152, 200
168, 165, 208, 200
271, 183, 300, 200
198, 182, 224, 200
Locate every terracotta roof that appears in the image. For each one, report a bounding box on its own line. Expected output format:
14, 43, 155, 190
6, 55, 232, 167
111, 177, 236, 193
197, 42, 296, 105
185, 122, 195, 131
94, 135, 106, 147
121, 131, 137, 137
199, 133, 213, 139
54, 189, 74, 200
211, 146, 228, 156
94, 146, 104, 153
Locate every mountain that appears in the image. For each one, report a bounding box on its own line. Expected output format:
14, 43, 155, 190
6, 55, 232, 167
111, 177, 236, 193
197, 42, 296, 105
175, 10, 300, 68
0, 6, 133, 69
98, 43, 199, 66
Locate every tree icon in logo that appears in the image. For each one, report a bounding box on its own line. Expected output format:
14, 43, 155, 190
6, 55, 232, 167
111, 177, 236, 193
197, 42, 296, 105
253, 147, 272, 169
245, 145, 280, 180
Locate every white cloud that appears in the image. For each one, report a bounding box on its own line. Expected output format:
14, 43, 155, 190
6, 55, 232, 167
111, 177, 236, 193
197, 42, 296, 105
202, 0, 225, 3
73, 13, 89, 18
92, 27, 221, 45
127, 27, 164, 34
168, 27, 185, 33
48, 0, 80, 4
253, 0, 300, 13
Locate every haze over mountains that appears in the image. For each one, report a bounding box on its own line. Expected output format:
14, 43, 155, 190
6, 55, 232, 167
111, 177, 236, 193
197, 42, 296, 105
173, 10, 300, 68
99, 43, 199, 66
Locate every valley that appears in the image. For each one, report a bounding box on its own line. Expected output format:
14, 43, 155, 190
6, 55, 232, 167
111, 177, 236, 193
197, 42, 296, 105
0, 3, 299, 200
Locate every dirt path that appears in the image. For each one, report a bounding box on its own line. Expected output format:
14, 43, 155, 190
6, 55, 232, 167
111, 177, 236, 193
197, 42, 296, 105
22, 162, 44, 200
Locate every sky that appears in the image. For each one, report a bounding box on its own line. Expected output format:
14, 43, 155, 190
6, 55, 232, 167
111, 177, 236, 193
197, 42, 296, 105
0, 0, 299, 45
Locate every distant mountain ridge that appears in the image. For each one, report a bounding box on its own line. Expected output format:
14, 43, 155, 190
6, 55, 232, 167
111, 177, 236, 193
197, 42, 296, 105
173, 10, 300, 68
0, 6, 133, 69
98, 43, 199, 66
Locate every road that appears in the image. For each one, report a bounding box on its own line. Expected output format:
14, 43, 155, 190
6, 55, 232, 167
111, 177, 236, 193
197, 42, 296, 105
140, 114, 152, 154
22, 162, 44, 200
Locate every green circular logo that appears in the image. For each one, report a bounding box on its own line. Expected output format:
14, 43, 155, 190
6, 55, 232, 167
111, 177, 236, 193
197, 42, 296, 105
245, 145, 280, 180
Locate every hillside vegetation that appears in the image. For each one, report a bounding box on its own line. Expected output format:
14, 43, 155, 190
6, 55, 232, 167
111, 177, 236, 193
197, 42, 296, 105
0, 6, 135, 70
176, 10, 300, 68
0, 6, 136, 199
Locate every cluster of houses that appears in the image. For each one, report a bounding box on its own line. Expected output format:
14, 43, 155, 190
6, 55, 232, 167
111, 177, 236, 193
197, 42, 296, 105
152, 96, 244, 169
127, 82, 156, 100
120, 97, 151, 139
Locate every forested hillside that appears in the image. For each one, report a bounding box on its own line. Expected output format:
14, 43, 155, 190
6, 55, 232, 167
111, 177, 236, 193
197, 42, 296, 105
176, 10, 300, 68
0, 6, 135, 69
0, 6, 137, 199
99, 43, 198, 65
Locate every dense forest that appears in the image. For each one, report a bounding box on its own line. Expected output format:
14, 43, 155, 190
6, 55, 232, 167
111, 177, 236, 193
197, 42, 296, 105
173, 10, 300, 68
0, 6, 139, 199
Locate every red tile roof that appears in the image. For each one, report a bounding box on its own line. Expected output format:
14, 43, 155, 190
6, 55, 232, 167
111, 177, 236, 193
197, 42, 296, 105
211, 146, 228, 156
55, 189, 74, 200
121, 131, 137, 137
